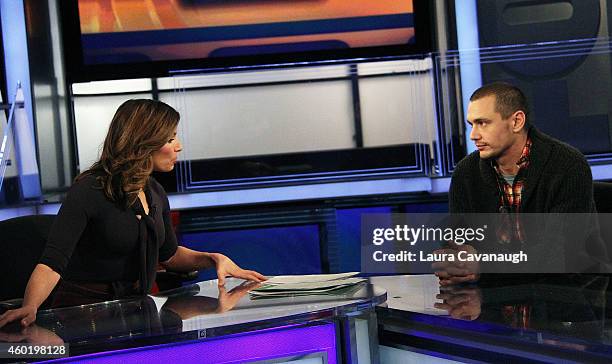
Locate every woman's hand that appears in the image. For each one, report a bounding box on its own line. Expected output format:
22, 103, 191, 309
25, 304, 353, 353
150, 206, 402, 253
0, 305, 37, 328
216, 281, 261, 313
209, 253, 266, 286
0, 264, 59, 329
0, 323, 64, 345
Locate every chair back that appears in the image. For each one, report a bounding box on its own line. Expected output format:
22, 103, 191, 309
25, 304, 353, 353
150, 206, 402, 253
593, 182, 612, 264
0, 214, 55, 301
594, 181, 612, 213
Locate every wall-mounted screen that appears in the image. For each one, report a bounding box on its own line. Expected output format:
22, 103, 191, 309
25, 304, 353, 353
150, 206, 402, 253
61, 0, 433, 81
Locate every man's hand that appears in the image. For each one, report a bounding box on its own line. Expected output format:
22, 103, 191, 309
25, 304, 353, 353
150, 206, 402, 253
432, 244, 480, 286
434, 285, 482, 320
0, 305, 37, 329
209, 253, 266, 286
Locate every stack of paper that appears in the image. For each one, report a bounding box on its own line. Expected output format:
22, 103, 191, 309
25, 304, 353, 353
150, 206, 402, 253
249, 272, 365, 298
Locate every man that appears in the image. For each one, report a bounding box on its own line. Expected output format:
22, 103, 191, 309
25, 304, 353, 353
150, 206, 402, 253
450, 82, 595, 214
437, 82, 600, 285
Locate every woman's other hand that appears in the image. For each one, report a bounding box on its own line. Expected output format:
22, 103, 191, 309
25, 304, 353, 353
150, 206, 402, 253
209, 253, 266, 286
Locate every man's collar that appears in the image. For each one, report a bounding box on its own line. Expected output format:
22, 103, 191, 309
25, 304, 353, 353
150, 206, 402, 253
515, 136, 532, 168
479, 127, 542, 197
490, 135, 532, 173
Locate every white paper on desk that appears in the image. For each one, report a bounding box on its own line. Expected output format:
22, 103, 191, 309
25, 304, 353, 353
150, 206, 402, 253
250, 287, 348, 297
250, 281, 365, 298
265, 272, 359, 285
256, 278, 365, 291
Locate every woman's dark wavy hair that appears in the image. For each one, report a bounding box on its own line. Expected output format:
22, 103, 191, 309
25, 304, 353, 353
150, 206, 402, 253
76, 99, 180, 208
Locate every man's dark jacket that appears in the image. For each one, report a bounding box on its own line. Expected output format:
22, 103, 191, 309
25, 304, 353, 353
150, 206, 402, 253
448, 126, 609, 273
449, 126, 595, 214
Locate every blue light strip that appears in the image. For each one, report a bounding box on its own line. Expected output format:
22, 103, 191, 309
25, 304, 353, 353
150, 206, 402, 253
591, 165, 612, 181
82, 14, 415, 48
184, 170, 425, 190
38, 203, 61, 215
2, 163, 612, 221
42, 323, 337, 364
0, 206, 36, 221
0, 177, 445, 220
454, 0, 482, 155
168, 177, 436, 209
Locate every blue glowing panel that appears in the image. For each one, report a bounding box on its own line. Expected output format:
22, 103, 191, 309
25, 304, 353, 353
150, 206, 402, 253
44, 323, 337, 363
181, 225, 322, 280
403, 202, 448, 213
336, 206, 392, 272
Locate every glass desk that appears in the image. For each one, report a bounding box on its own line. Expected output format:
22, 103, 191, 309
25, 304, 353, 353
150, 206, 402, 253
373, 274, 612, 363
0, 278, 386, 363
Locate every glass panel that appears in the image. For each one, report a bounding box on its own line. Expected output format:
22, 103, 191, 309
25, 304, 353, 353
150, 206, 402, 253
434, 37, 612, 170
170, 57, 436, 191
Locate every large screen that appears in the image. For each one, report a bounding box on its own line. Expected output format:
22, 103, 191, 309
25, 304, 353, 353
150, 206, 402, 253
61, 0, 432, 81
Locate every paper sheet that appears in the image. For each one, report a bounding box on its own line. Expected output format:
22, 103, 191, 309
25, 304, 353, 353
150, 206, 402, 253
264, 272, 359, 285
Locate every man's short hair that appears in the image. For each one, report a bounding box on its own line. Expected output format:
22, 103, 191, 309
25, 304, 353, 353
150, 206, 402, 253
470, 82, 530, 124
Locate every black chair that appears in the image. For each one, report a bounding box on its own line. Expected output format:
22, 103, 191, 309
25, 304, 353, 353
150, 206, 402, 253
594, 181, 612, 213
0, 214, 55, 303
594, 182, 612, 263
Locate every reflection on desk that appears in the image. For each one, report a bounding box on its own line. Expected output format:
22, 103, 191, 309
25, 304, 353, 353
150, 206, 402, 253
374, 274, 612, 363
0, 278, 386, 362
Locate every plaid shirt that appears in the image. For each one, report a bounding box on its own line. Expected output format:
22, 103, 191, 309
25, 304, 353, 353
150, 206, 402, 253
494, 137, 532, 212
493, 137, 532, 243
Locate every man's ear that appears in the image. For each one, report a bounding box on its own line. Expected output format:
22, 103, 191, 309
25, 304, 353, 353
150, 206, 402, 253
512, 110, 526, 133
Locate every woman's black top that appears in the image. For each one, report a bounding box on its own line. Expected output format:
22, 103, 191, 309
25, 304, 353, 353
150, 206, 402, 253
39, 175, 178, 285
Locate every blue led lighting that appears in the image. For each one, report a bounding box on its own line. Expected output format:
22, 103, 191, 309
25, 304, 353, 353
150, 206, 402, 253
454, 0, 482, 156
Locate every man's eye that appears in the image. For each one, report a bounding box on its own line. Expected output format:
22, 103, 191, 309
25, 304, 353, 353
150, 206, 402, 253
168, 139, 175, 143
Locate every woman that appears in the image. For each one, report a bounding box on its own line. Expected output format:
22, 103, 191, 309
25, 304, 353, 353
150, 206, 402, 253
0, 99, 265, 328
